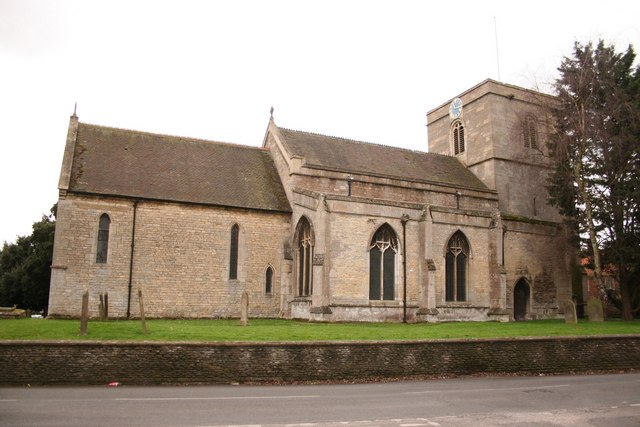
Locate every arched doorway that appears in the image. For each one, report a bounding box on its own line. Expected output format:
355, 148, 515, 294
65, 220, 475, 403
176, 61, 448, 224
513, 279, 530, 321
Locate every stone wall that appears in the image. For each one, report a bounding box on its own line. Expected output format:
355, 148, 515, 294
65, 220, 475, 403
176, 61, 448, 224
288, 191, 504, 322
49, 194, 291, 319
1, 336, 638, 385
430, 209, 495, 311
504, 218, 574, 319
426, 80, 560, 222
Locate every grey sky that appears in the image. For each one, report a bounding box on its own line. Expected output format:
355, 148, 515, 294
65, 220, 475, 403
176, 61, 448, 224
1, 0, 638, 244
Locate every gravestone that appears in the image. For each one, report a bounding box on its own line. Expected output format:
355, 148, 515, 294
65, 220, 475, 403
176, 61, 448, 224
586, 296, 604, 322
138, 288, 147, 334
99, 292, 109, 321
564, 299, 577, 324
80, 289, 89, 335
240, 291, 249, 326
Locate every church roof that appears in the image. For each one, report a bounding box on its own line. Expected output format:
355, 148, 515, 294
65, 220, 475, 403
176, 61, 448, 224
68, 123, 292, 212
276, 127, 490, 191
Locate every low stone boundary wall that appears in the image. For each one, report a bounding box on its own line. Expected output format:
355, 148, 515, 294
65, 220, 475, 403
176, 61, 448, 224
1, 336, 639, 385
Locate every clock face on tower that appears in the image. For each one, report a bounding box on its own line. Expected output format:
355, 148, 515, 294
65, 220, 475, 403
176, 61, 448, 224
449, 98, 463, 119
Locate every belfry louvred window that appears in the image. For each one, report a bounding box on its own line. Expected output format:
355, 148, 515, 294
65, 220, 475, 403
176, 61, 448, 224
445, 231, 469, 302
369, 224, 397, 301
452, 120, 465, 155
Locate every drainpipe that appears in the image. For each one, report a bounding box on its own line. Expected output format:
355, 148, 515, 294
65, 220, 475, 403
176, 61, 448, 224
126, 200, 139, 318
401, 214, 410, 323
347, 175, 354, 196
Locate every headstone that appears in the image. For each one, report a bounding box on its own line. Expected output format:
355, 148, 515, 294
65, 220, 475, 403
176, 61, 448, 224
80, 289, 89, 335
138, 288, 147, 334
586, 296, 604, 322
564, 299, 577, 324
240, 291, 249, 326
99, 293, 108, 321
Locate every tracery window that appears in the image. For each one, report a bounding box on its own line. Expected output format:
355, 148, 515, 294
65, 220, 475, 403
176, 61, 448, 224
265, 266, 273, 294
369, 224, 397, 301
229, 224, 239, 280
523, 114, 538, 149
96, 213, 110, 264
445, 231, 469, 302
296, 217, 314, 297
452, 120, 465, 155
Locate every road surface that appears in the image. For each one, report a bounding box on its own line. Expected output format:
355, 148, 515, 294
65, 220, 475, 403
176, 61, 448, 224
1, 373, 639, 426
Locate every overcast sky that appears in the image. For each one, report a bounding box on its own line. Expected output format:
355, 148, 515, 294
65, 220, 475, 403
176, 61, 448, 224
1, 0, 639, 244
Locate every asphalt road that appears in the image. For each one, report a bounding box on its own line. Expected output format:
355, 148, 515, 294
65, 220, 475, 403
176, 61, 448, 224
1, 373, 639, 426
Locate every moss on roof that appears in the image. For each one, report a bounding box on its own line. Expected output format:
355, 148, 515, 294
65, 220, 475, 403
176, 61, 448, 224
69, 123, 291, 212
277, 127, 490, 191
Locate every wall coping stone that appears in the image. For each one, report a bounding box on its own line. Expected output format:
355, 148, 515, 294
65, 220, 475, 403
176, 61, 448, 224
2, 334, 639, 347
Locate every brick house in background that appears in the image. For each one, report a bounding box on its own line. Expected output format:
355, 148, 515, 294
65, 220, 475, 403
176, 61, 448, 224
580, 258, 619, 317
48, 79, 577, 322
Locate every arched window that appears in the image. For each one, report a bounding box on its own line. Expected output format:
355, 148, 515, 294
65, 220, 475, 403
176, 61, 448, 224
265, 266, 274, 294
451, 120, 465, 155
523, 114, 538, 149
445, 231, 469, 302
96, 213, 110, 264
369, 224, 397, 301
229, 224, 239, 280
296, 217, 314, 297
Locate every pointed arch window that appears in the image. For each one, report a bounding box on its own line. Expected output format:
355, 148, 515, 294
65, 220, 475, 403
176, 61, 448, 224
265, 266, 274, 294
513, 279, 530, 321
369, 224, 397, 301
452, 120, 465, 155
229, 224, 239, 280
523, 114, 538, 149
296, 217, 314, 297
445, 231, 469, 302
96, 214, 111, 264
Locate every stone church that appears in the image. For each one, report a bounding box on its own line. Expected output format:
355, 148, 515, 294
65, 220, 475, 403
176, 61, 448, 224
48, 79, 576, 322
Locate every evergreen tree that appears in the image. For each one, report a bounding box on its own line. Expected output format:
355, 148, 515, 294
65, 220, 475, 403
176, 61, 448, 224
0, 205, 56, 313
548, 40, 640, 319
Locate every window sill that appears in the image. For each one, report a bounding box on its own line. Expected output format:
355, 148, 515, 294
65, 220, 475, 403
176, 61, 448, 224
367, 300, 402, 307
438, 303, 489, 309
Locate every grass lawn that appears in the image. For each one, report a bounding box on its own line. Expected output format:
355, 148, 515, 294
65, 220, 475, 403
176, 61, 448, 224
1, 318, 639, 342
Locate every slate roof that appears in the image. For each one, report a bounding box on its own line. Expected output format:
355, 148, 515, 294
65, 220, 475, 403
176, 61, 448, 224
68, 123, 291, 212
276, 127, 490, 191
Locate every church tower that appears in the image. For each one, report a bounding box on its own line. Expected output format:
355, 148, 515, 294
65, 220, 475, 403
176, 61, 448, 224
426, 79, 560, 223
428, 79, 575, 320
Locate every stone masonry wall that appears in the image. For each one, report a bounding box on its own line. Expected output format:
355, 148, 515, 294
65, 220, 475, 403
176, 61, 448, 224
427, 81, 559, 222
1, 336, 638, 385
430, 210, 494, 310
504, 219, 574, 318
49, 194, 291, 319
